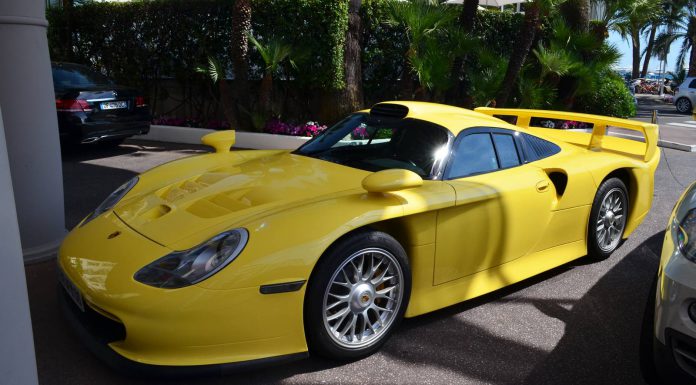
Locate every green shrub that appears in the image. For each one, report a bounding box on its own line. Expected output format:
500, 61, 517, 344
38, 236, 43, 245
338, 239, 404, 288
575, 71, 636, 118
47, 0, 348, 90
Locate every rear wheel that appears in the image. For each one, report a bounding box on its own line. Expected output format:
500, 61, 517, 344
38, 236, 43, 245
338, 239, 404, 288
304, 230, 411, 360
587, 177, 628, 260
676, 97, 692, 113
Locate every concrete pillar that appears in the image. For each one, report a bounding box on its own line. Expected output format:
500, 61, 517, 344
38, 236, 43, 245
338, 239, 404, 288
0, 107, 38, 384
0, 0, 66, 262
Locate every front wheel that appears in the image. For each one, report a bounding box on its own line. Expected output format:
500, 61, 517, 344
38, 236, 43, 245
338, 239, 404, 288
587, 177, 629, 260
304, 230, 411, 360
676, 97, 692, 113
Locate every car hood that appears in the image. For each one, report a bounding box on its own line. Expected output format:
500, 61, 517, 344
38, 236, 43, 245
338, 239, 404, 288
114, 150, 370, 249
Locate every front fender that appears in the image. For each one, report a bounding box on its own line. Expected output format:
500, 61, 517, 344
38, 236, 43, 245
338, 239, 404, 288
195, 181, 455, 291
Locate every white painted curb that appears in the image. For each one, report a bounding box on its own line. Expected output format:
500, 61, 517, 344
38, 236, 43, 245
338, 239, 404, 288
134, 125, 312, 150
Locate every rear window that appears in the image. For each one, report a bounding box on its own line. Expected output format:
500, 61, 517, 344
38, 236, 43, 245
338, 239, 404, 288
52, 64, 113, 88
521, 133, 561, 162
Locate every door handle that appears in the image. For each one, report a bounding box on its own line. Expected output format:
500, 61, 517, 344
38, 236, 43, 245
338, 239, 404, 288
536, 180, 550, 192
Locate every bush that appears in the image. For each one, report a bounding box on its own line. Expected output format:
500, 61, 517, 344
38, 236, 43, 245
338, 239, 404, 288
47, 0, 348, 123
575, 71, 636, 118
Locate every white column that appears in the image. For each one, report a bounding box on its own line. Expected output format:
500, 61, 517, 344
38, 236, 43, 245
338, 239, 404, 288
0, 107, 38, 384
0, 0, 66, 262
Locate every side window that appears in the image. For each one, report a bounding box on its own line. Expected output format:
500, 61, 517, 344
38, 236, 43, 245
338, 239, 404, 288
447, 133, 499, 178
688, 79, 696, 89
492, 133, 520, 168
522, 133, 561, 162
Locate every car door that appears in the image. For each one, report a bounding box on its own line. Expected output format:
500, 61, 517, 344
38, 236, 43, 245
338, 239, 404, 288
433, 128, 556, 285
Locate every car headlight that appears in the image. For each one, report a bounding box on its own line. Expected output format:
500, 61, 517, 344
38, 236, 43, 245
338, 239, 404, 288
81, 176, 139, 226
134, 228, 249, 289
675, 208, 696, 262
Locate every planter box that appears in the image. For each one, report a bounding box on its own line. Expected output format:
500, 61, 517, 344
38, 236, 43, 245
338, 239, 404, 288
135, 125, 312, 150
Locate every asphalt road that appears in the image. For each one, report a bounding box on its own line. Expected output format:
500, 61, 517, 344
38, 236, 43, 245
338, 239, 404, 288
634, 94, 696, 148
26, 139, 695, 385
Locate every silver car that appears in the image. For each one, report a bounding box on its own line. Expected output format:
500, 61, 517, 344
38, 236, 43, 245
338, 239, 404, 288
674, 78, 696, 113
644, 181, 696, 383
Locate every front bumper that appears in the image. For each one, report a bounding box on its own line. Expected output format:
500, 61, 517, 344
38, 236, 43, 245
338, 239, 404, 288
58, 286, 306, 377
654, 183, 696, 382
58, 212, 308, 372
58, 112, 150, 143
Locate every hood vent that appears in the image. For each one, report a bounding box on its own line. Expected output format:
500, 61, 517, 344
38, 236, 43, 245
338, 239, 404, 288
370, 103, 409, 119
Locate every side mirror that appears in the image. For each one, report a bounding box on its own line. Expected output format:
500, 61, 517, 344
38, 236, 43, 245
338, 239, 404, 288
362, 169, 423, 193
202, 130, 235, 153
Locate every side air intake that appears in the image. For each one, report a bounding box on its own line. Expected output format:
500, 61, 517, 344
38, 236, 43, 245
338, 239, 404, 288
370, 103, 409, 119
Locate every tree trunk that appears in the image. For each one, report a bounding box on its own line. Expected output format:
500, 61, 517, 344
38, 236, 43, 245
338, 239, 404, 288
259, 72, 273, 119
399, 48, 414, 100
496, 1, 540, 107
62, 0, 74, 61
689, 39, 696, 76
448, 0, 478, 105
231, 0, 252, 130
559, 0, 589, 32
337, 0, 364, 116
641, 24, 658, 78
632, 31, 641, 79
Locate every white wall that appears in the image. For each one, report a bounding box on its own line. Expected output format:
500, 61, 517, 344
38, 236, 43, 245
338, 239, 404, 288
0, 108, 38, 384
0, 0, 67, 261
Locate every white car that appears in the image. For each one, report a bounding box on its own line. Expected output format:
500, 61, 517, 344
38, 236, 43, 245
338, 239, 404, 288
643, 181, 696, 383
674, 78, 696, 113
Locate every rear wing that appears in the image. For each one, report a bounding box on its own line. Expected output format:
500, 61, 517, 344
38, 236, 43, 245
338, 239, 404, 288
474, 107, 659, 162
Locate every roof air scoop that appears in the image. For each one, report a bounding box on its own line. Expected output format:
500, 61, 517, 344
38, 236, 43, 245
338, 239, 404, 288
370, 103, 409, 119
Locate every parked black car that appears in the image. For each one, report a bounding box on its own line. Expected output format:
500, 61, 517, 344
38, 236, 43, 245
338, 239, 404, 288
52, 62, 150, 146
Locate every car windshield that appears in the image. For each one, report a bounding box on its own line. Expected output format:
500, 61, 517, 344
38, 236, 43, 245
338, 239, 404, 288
294, 113, 451, 178
52, 64, 114, 88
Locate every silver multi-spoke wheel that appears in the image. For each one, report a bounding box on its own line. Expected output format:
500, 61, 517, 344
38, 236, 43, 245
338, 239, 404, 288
322, 248, 404, 349
596, 187, 627, 252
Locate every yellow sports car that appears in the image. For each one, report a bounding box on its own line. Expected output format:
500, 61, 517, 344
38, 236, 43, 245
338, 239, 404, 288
58, 102, 659, 374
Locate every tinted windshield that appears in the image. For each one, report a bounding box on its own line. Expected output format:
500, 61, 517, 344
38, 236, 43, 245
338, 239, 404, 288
52, 63, 114, 88
295, 113, 451, 178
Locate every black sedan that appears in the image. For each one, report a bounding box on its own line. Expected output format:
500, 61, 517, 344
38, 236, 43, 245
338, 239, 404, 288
52, 62, 150, 146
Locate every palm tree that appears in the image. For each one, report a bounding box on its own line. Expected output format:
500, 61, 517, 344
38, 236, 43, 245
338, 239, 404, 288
449, 0, 479, 103
654, 1, 696, 75
385, 0, 464, 99
496, 0, 550, 107
614, 0, 661, 79
248, 34, 297, 122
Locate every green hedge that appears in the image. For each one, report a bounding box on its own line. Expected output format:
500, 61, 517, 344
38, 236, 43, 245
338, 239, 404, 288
47, 0, 348, 90
47, 1, 524, 120
360, 3, 523, 104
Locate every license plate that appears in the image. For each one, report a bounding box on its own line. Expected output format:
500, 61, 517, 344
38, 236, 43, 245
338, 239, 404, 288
59, 268, 85, 312
100, 101, 128, 110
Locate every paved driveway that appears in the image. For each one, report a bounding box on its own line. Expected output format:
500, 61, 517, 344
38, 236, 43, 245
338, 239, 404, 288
26, 140, 696, 385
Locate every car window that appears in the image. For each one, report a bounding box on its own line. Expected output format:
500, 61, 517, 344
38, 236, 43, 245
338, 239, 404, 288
492, 133, 520, 168
447, 133, 499, 178
295, 113, 451, 178
521, 133, 561, 162
52, 64, 114, 88
688, 79, 696, 89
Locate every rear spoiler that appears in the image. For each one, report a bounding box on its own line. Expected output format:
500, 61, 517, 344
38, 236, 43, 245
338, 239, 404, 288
474, 107, 659, 162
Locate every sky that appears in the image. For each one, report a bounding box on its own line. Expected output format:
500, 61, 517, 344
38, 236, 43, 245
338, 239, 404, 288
607, 30, 684, 73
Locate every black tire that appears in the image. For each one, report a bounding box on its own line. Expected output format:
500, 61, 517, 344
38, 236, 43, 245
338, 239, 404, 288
587, 177, 629, 260
676, 97, 692, 114
304, 230, 411, 360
